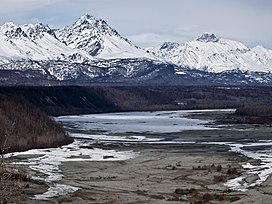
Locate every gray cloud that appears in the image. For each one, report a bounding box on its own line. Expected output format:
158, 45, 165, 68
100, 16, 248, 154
0, 0, 271, 49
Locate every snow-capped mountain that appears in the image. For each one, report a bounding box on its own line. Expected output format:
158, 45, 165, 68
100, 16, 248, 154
150, 32, 272, 73
0, 15, 272, 86
56, 14, 157, 60
0, 22, 93, 64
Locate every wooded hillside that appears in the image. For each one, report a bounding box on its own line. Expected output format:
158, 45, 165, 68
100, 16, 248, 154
0, 94, 73, 153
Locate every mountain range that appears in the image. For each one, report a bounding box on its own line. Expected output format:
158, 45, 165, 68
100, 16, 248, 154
1, 14, 272, 86
148, 33, 272, 73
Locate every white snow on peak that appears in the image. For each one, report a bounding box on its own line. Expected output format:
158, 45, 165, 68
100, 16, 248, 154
56, 14, 159, 60
160, 42, 180, 51
0, 15, 160, 65
21, 23, 55, 40
74, 14, 119, 36
151, 34, 272, 73
1, 16, 271, 74
0, 22, 17, 33
0, 21, 94, 64
196, 32, 220, 43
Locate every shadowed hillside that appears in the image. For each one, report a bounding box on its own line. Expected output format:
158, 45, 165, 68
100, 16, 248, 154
0, 95, 73, 153
1, 86, 272, 116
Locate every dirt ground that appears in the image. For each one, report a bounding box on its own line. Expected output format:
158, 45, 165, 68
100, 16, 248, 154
3, 142, 271, 204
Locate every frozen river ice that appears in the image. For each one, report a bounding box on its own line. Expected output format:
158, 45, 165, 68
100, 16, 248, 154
56, 109, 221, 133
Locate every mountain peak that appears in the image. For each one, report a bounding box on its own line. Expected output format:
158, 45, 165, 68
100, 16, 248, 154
1, 23, 28, 39
22, 23, 51, 33
196, 32, 220, 43
78, 14, 98, 21
57, 14, 128, 56
0, 22, 17, 34
74, 14, 109, 30
160, 42, 179, 50
1, 22, 17, 29
21, 23, 55, 40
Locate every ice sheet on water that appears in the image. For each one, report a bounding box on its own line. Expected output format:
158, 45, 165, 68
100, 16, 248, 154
56, 109, 229, 133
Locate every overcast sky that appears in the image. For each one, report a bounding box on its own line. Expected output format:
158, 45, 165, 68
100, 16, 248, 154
0, 0, 271, 49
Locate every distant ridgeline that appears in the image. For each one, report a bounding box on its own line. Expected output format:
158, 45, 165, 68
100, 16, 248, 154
0, 94, 73, 153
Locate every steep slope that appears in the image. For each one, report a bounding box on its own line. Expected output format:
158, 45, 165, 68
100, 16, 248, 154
0, 22, 93, 64
151, 32, 272, 73
56, 14, 158, 60
0, 94, 73, 152
245, 45, 272, 72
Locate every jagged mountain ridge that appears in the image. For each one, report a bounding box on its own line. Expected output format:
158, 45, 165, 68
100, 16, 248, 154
149, 32, 272, 73
0, 22, 93, 64
0, 14, 157, 65
0, 16, 272, 86
56, 14, 157, 60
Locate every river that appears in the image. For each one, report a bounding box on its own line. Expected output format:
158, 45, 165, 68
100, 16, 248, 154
5, 109, 272, 199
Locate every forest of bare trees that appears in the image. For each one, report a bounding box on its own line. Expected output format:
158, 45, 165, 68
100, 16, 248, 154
0, 94, 73, 153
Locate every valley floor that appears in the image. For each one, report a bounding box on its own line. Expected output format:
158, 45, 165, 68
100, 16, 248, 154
3, 142, 272, 204
2, 110, 272, 203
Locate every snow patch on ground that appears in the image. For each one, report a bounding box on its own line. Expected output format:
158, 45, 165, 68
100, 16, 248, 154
203, 140, 272, 191
226, 141, 272, 191
5, 140, 137, 200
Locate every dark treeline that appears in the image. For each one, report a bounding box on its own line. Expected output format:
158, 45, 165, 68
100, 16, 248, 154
233, 103, 272, 123
0, 85, 271, 122
1, 86, 272, 114
236, 104, 272, 117
0, 94, 73, 153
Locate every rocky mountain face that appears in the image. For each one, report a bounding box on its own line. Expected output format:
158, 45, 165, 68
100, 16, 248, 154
0, 16, 272, 86
56, 14, 156, 60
